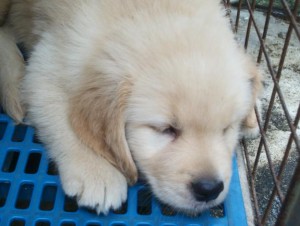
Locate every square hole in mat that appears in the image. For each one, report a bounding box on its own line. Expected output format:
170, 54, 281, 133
2, 150, 20, 173
110, 223, 127, 226
10, 218, 25, 226
137, 188, 152, 215
0, 121, 8, 140
0, 181, 11, 207
86, 223, 101, 226
64, 196, 78, 212
35, 220, 51, 226
11, 125, 28, 142
47, 161, 58, 175
15, 183, 34, 209
61, 222, 76, 226
39, 185, 57, 211
25, 152, 42, 174
112, 201, 128, 214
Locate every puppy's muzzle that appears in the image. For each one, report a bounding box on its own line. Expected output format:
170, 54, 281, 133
191, 179, 224, 202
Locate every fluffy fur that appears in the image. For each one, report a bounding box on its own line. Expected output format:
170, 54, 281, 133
0, 0, 261, 215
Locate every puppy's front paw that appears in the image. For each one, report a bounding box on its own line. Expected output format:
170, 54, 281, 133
59, 154, 128, 214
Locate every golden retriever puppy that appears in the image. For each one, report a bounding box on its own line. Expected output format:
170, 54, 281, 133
0, 0, 261, 215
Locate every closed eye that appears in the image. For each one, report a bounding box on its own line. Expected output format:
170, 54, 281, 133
148, 124, 180, 139
223, 125, 233, 134
162, 126, 178, 138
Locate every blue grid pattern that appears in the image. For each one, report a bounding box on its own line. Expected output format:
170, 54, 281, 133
0, 109, 248, 226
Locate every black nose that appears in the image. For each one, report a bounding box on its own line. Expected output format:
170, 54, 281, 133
191, 179, 224, 202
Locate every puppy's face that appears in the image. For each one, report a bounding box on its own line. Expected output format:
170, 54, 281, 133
125, 54, 252, 214
70, 8, 260, 213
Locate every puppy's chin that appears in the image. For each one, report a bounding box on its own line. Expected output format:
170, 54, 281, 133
155, 189, 228, 216
146, 175, 231, 216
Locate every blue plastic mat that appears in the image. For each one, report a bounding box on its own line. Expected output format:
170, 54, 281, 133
0, 109, 247, 226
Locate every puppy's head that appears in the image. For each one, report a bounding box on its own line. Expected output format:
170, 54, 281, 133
69, 3, 261, 213
70, 48, 258, 215
123, 50, 256, 214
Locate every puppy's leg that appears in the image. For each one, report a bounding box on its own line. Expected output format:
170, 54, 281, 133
31, 101, 128, 214
0, 26, 25, 122
22, 65, 127, 214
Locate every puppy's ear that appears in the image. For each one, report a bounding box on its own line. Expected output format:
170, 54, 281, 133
69, 74, 137, 185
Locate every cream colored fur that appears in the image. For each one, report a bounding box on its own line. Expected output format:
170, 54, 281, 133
0, 0, 261, 214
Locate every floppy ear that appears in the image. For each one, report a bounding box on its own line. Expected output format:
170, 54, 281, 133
69, 73, 138, 185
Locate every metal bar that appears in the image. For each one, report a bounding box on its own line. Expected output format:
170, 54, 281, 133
244, 0, 257, 49
254, 106, 285, 202
257, 0, 274, 63
280, 0, 300, 42
253, 8, 295, 178
277, 0, 300, 78
262, 103, 300, 224
276, 24, 295, 91
234, 0, 243, 32
276, 160, 300, 226
244, 0, 300, 150
241, 139, 263, 226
